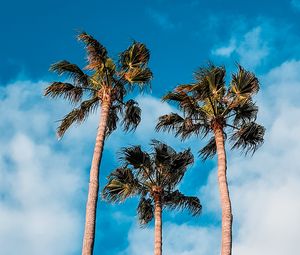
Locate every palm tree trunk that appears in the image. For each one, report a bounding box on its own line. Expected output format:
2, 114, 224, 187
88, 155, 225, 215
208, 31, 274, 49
213, 126, 232, 255
82, 95, 111, 255
154, 195, 162, 255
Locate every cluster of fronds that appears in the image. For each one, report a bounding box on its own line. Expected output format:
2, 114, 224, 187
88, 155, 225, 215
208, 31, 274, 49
45, 32, 153, 138
102, 141, 202, 225
156, 64, 265, 158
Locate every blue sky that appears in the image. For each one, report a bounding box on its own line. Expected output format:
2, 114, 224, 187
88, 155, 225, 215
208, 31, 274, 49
1, 0, 300, 254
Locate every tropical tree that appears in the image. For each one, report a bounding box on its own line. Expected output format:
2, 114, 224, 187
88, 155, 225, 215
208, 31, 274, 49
103, 140, 202, 255
44, 32, 153, 255
156, 64, 265, 255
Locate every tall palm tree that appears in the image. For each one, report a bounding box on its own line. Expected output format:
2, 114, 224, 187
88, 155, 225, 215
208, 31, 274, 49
44, 32, 153, 255
156, 64, 265, 255
103, 140, 202, 255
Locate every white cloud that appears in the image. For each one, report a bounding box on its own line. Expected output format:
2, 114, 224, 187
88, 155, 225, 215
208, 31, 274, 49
0, 81, 86, 255
212, 39, 236, 57
212, 26, 269, 69
120, 223, 219, 255
147, 9, 176, 30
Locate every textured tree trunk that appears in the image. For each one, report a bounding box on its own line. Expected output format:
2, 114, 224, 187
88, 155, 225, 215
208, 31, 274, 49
154, 195, 162, 255
82, 95, 111, 255
214, 126, 233, 255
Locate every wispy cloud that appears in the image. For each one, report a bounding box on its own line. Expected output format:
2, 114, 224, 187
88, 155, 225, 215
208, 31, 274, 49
147, 8, 176, 30
291, 0, 300, 10
212, 26, 269, 69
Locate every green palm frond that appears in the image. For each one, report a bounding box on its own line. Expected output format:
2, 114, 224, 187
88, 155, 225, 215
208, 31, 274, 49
151, 140, 176, 167
120, 42, 150, 69
162, 91, 187, 104
137, 197, 154, 225
230, 100, 258, 126
164, 190, 202, 216
112, 78, 127, 102
78, 32, 108, 70
44, 82, 83, 103
102, 168, 140, 202
199, 137, 217, 160
120, 145, 151, 170
124, 67, 153, 88
57, 97, 99, 137
176, 119, 210, 140
121, 99, 141, 131
230, 65, 259, 99
106, 104, 122, 136
165, 149, 194, 188
49, 60, 89, 87
193, 64, 226, 100
230, 122, 265, 154
156, 113, 185, 133
156, 113, 210, 140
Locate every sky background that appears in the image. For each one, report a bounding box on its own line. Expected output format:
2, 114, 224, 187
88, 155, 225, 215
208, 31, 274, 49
1, 0, 300, 254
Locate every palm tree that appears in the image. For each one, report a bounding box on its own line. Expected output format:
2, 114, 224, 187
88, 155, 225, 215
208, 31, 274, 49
44, 32, 153, 255
103, 140, 202, 255
156, 64, 265, 255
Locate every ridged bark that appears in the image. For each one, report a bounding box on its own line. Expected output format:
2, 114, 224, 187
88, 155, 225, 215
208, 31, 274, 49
154, 195, 162, 255
82, 95, 111, 255
214, 126, 233, 255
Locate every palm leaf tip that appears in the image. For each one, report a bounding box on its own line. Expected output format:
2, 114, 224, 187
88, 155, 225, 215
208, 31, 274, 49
120, 42, 150, 69
164, 190, 202, 216
56, 97, 99, 138
122, 100, 141, 132
231, 65, 260, 97
138, 197, 154, 225
155, 113, 184, 132
44, 82, 83, 103
49, 61, 89, 87
231, 122, 265, 155
77, 32, 108, 68
103, 168, 139, 202
199, 137, 217, 160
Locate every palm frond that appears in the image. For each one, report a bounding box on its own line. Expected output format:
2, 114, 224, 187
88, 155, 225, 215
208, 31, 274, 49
120, 145, 151, 170
193, 64, 226, 100
230, 65, 259, 99
151, 140, 176, 167
106, 104, 122, 136
230, 100, 258, 126
120, 42, 150, 69
137, 197, 154, 225
165, 148, 194, 188
44, 82, 83, 103
230, 122, 265, 154
199, 136, 217, 160
156, 113, 210, 140
78, 32, 108, 70
163, 190, 202, 216
121, 99, 141, 131
49, 60, 89, 87
112, 78, 127, 102
176, 118, 210, 140
124, 67, 153, 89
162, 91, 187, 104
57, 97, 99, 137
102, 168, 140, 202
156, 113, 184, 133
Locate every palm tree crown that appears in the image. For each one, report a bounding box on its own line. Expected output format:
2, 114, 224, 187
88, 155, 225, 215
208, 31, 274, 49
156, 63, 265, 158
45, 32, 153, 137
103, 140, 202, 224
